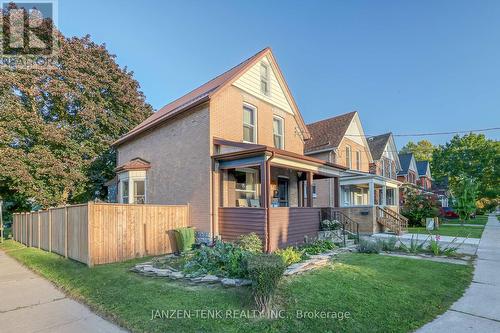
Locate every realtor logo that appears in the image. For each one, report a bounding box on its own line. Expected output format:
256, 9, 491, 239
1, 0, 58, 69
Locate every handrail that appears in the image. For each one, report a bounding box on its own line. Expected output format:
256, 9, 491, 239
376, 206, 408, 234
321, 208, 360, 245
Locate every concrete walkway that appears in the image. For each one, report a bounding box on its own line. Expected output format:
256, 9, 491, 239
417, 214, 500, 333
0, 250, 126, 333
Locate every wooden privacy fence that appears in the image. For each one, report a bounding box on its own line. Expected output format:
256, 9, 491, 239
12, 202, 190, 266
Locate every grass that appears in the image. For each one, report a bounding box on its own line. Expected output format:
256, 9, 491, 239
441, 215, 488, 226
408, 225, 484, 238
0, 240, 472, 333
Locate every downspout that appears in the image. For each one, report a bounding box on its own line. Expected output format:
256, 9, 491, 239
265, 151, 275, 253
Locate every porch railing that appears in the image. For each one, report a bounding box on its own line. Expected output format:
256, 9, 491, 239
320, 208, 360, 246
375, 206, 408, 235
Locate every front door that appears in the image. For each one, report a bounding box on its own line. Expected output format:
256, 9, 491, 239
278, 177, 289, 207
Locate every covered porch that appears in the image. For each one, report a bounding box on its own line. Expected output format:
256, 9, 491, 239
213, 143, 345, 251
337, 173, 406, 234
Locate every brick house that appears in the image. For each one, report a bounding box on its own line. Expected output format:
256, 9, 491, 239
111, 48, 346, 251
305, 114, 407, 235
416, 160, 432, 190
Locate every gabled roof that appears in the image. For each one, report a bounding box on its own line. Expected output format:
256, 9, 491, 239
397, 153, 416, 175
416, 160, 430, 177
115, 158, 151, 172
367, 133, 392, 160
113, 47, 309, 146
304, 111, 357, 153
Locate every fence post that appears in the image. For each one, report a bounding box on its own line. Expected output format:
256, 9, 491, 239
64, 205, 68, 258
87, 202, 93, 267
29, 212, 32, 247
48, 208, 52, 253
38, 211, 41, 249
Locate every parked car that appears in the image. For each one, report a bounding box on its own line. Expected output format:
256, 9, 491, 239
440, 207, 459, 219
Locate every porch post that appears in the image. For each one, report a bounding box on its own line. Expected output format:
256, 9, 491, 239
368, 180, 375, 206
333, 177, 340, 208
260, 162, 268, 209
382, 185, 387, 206
306, 172, 313, 207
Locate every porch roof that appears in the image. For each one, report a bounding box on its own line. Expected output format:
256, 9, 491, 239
213, 138, 347, 178
339, 169, 401, 187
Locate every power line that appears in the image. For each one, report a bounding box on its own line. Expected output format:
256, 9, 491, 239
342, 127, 500, 138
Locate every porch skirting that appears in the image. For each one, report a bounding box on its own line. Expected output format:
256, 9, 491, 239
218, 207, 321, 252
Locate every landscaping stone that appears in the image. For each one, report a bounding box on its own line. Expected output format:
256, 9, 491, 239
191, 274, 219, 284
221, 278, 252, 287
169, 271, 184, 279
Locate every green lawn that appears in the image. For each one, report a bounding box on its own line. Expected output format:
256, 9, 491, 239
0, 240, 472, 333
442, 215, 488, 226
408, 225, 484, 239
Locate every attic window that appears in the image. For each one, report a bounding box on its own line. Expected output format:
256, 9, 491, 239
260, 62, 270, 95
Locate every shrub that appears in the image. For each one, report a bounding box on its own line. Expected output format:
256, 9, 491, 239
183, 241, 249, 278
174, 227, 195, 253
300, 239, 336, 255
275, 247, 303, 265
357, 239, 381, 254
379, 237, 398, 251
237, 233, 263, 253
320, 219, 341, 231
247, 254, 286, 316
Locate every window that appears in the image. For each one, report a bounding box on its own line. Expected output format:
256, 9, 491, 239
356, 151, 361, 170
233, 168, 259, 206
381, 159, 386, 177
386, 188, 395, 205
273, 116, 284, 149
243, 105, 256, 143
121, 180, 129, 203
312, 184, 317, 198
260, 62, 270, 95
345, 146, 352, 169
133, 180, 145, 204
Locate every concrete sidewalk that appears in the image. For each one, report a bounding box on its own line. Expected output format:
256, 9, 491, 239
417, 214, 500, 333
0, 250, 126, 333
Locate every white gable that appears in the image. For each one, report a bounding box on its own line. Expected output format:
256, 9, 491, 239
409, 157, 418, 174
382, 135, 402, 171
232, 56, 294, 114
344, 119, 364, 145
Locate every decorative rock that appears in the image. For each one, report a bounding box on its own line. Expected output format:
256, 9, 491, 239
191, 274, 219, 283
169, 271, 184, 279
221, 278, 252, 287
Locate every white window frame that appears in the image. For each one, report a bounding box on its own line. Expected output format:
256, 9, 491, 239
260, 62, 270, 96
243, 103, 257, 143
345, 146, 352, 169
118, 171, 147, 204
272, 115, 284, 149
356, 151, 361, 170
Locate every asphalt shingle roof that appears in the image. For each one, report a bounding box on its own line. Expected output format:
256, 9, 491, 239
304, 112, 357, 153
416, 160, 430, 176
367, 133, 391, 160
398, 153, 414, 175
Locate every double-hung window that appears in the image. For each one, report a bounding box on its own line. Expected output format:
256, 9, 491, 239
121, 180, 129, 204
260, 62, 270, 95
243, 104, 256, 143
345, 146, 352, 169
273, 116, 284, 149
133, 180, 146, 204
356, 151, 361, 170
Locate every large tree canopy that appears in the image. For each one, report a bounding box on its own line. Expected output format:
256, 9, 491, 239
0, 31, 153, 208
432, 134, 499, 200
400, 140, 435, 161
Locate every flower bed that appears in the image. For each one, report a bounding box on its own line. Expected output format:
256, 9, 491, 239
131, 235, 346, 287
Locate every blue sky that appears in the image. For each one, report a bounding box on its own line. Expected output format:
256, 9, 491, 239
58, 0, 499, 147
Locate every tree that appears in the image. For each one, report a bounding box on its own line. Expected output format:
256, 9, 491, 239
400, 140, 436, 161
454, 177, 478, 225
432, 134, 499, 200
0, 8, 153, 211
400, 186, 440, 226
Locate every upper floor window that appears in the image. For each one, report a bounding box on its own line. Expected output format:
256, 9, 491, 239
273, 116, 284, 149
345, 146, 352, 169
121, 180, 129, 203
134, 180, 146, 204
243, 104, 256, 143
356, 151, 361, 170
260, 62, 270, 95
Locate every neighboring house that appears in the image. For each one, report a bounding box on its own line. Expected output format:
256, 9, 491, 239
367, 133, 400, 179
306, 114, 407, 235
111, 48, 346, 251
416, 160, 432, 190
397, 153, 419, 185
